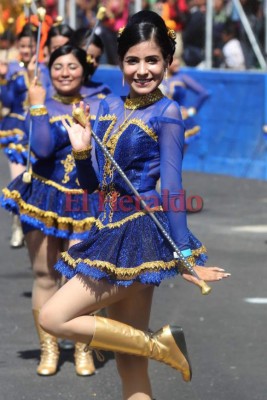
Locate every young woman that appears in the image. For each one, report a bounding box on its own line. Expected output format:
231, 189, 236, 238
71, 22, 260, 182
39, 11, 230, 400
72, 27, 112, 98
1, 45, 101, 377
0, 23, 51, 248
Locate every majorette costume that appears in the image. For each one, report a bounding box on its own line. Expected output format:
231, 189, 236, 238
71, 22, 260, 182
1, 94, 101, 239
54, 89, 207, 286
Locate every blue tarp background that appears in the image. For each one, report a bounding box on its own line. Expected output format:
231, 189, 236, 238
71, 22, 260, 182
94, 66, 267, 181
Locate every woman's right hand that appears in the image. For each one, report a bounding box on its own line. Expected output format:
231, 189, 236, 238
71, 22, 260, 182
28, 77, 46, 106
62, 101, 92, 151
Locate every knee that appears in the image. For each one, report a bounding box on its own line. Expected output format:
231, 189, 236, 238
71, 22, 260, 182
39, 303, 61, 336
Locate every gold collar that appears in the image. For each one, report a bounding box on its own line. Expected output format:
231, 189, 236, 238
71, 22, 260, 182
124, 89, 164, 110
52, 93, 83, 104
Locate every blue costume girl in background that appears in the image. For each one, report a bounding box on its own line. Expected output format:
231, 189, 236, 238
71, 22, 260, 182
1, 45, 102, 378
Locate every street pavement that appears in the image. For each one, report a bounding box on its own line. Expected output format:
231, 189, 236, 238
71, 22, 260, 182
0, 153, 266, 400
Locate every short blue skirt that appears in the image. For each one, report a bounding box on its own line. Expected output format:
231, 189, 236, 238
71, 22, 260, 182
55, 207, 207, 287
184, 116, 200, 145
1, 173, 99, 240
0, 114, 25, 148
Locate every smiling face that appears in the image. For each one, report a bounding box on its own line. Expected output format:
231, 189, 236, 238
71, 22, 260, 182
121, 39, 168, 98
17, 37, 37, 64
50, 53, 84, 96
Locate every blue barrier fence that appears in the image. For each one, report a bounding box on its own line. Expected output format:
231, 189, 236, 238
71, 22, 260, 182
94, 66, 267, 181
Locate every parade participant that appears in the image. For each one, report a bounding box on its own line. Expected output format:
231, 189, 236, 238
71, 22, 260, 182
0, 23, 50, 248
72, 27, 112, 98
39, 11, 230, 400
161, 53, 210, 148
1, 44, 101, 377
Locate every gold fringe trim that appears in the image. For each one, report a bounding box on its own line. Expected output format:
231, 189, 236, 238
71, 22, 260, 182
0, 128, 24, 138
192, 245, 207, 257
49, 114, 96, 124
95, 206, 163, 230
31, 172, 84, 193
50, 114, 74, 124
30, 107, 47, 116
7, 142, 27, 153
185, 126, 200, 138
2, 188, 95, 232
7, 113, 25, 121
61, 251, 180, 280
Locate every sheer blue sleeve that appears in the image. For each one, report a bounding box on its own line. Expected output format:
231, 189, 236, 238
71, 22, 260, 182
25, 110, 56, 158
75, 141, 99, 193
74, 101, 105, 193
156, 101, 190, 251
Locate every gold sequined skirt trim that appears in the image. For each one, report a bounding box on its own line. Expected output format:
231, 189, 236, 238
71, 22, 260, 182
2, 188, 95, 232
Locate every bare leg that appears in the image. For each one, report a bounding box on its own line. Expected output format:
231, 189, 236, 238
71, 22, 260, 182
107, 286, 154, 400
40, 274, 147, 341
26, 230, 62, 375
25, 230, 62, 309
9, 161, 25, 180
9, 163, 26, 248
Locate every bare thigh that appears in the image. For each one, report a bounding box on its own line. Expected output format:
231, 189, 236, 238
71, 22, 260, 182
25, 230, 63, 277
42, 274, 150, 326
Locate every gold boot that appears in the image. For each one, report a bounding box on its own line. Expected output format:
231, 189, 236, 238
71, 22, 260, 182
33, 309, 59, 376
10, 215, 24, 248
74, 342, 95, 376
89, 316, 192, 382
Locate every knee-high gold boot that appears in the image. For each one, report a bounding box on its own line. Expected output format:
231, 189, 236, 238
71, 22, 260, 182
74, 342, 96, 376
33, 309, 60, 376
89, 316, 192, 382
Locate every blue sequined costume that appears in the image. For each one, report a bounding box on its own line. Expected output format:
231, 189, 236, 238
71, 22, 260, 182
0, 62, 52, 152
55, 90, 207, 286
161, 71, 210, 144
1, 95, 101, 239
4, 77, 110, 165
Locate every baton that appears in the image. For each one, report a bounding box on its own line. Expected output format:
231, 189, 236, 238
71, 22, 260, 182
85, 7, 106, 52
72, 107, 211, 295
22, 6, 46, 184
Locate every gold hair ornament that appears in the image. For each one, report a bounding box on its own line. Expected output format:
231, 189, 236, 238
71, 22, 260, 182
117, 27, 125, 37
167, 29, 176, 40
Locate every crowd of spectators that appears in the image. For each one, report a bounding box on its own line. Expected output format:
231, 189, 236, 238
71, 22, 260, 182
0, 0, 265, 69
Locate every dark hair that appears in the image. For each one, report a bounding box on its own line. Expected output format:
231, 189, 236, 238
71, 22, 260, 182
72, 28, 104, 51
17, 23, 38, 42
48, 44, 93, 79
117, 10, 176, 63
45, 24, 74, 49
222, 20, 239, 39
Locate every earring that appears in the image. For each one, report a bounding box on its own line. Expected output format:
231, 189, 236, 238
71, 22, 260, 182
122, 75, 125, 87
165, 69, 168, 81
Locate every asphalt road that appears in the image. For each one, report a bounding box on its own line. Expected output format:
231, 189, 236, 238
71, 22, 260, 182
0, 153, 266, 400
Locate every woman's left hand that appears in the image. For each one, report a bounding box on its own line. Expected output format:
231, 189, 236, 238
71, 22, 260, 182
62, 101, 92, 151
182, 265, 231, 285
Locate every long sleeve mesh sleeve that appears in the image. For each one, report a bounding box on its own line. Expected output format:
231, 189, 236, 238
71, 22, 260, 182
25, 110, 56, 158
157, 101, 190, 251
